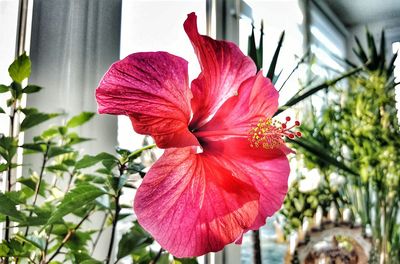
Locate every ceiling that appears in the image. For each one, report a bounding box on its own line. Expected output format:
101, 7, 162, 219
325, 0, 400, 27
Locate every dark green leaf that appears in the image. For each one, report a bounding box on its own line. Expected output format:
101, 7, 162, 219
276, 67, 361, 115
20, 107, 38, 115
117, 225, 153, 260
75, 152, 117, 170
21, 143, 46, 153
20, 112, 59, 131
290, 138, 357, 176
267, 31, 284, 81
8, 52, 31, 83
66, 112, 95, 128
0, 192, 26, 222
174, 258, 198, 264
0, 107, 4, 114
46, 184, 105, 225
0, 84, 9, 93
10, 81, 23, 99
22, 85, 42, 94
48, 146, 74, 158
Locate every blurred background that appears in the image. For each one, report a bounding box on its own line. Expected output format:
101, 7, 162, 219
0, 0, 400, 263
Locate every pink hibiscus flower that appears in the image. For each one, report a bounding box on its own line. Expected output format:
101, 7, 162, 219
96, 13, 294, 257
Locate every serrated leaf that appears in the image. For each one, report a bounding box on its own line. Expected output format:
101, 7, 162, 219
22, 85, 42, 94
66, 112, 95, 128
46, 184, 106, 225
0, 84, 9, 93
75, 152, 117, 170
20, 112, 59, 131
8, 53, 31, 83
0, 192, 26, 222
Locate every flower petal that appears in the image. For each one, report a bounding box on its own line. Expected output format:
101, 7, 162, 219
202, 137, 290, 231
96, 52, 199, 148
184, 13, 257, 128
198, 71, 278, 137
134, 147, 260, 257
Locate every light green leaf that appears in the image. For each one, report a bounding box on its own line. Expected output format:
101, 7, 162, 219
0, 163, 7, 172
22, 85, 42, 94
20, 112, 59, 131
8, 53, 31, 83
16, 234, 45, 250
0, 192, 26, 222
0, 84, 9, 93
66, 112, 95, 128
46, 184, 105, 225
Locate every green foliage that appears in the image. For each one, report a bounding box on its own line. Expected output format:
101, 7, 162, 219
8, 52, 31, 83
0, 54, 197, 264
284, 31, 400, 262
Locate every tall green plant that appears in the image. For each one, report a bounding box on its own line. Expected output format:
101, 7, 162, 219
288, 31, 400, 263
0, 54, 197, 264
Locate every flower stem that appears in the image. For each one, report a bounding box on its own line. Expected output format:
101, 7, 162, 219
252, 230, 262, 264
105, 166, 123, 264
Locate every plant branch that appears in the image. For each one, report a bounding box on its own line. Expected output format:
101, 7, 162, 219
150, 248, 164, 264
45, 206, 94, 264
91, 212, 108, 255
24, 141, 51, 237
105, 190, 121, 264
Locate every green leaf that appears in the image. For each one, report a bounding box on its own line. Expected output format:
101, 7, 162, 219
276, 67, 362, 115
117, 225, 153, 260
10, 81, 23, 99
48, 146, 74, 158
22, 85, 42, 94
0, 84, 9, 93
0, 107, 4, 114
174, 258, 198, 264
0, 163, 7, 172
0, 243, 10, 256
20, 107, 39, 115
267, 31, 285, 81
20, 112, 59, 131
16, 234, 45, 250
80, 260, 103, 264
75, 152, 117, 170
46, 184, 105, 225
8, 52, 31, 83
290, 138, 357, 176
0, 192, 26, 222
66, 112, 95, 128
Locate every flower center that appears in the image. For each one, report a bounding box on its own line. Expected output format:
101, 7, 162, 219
248, 116, 301, 149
